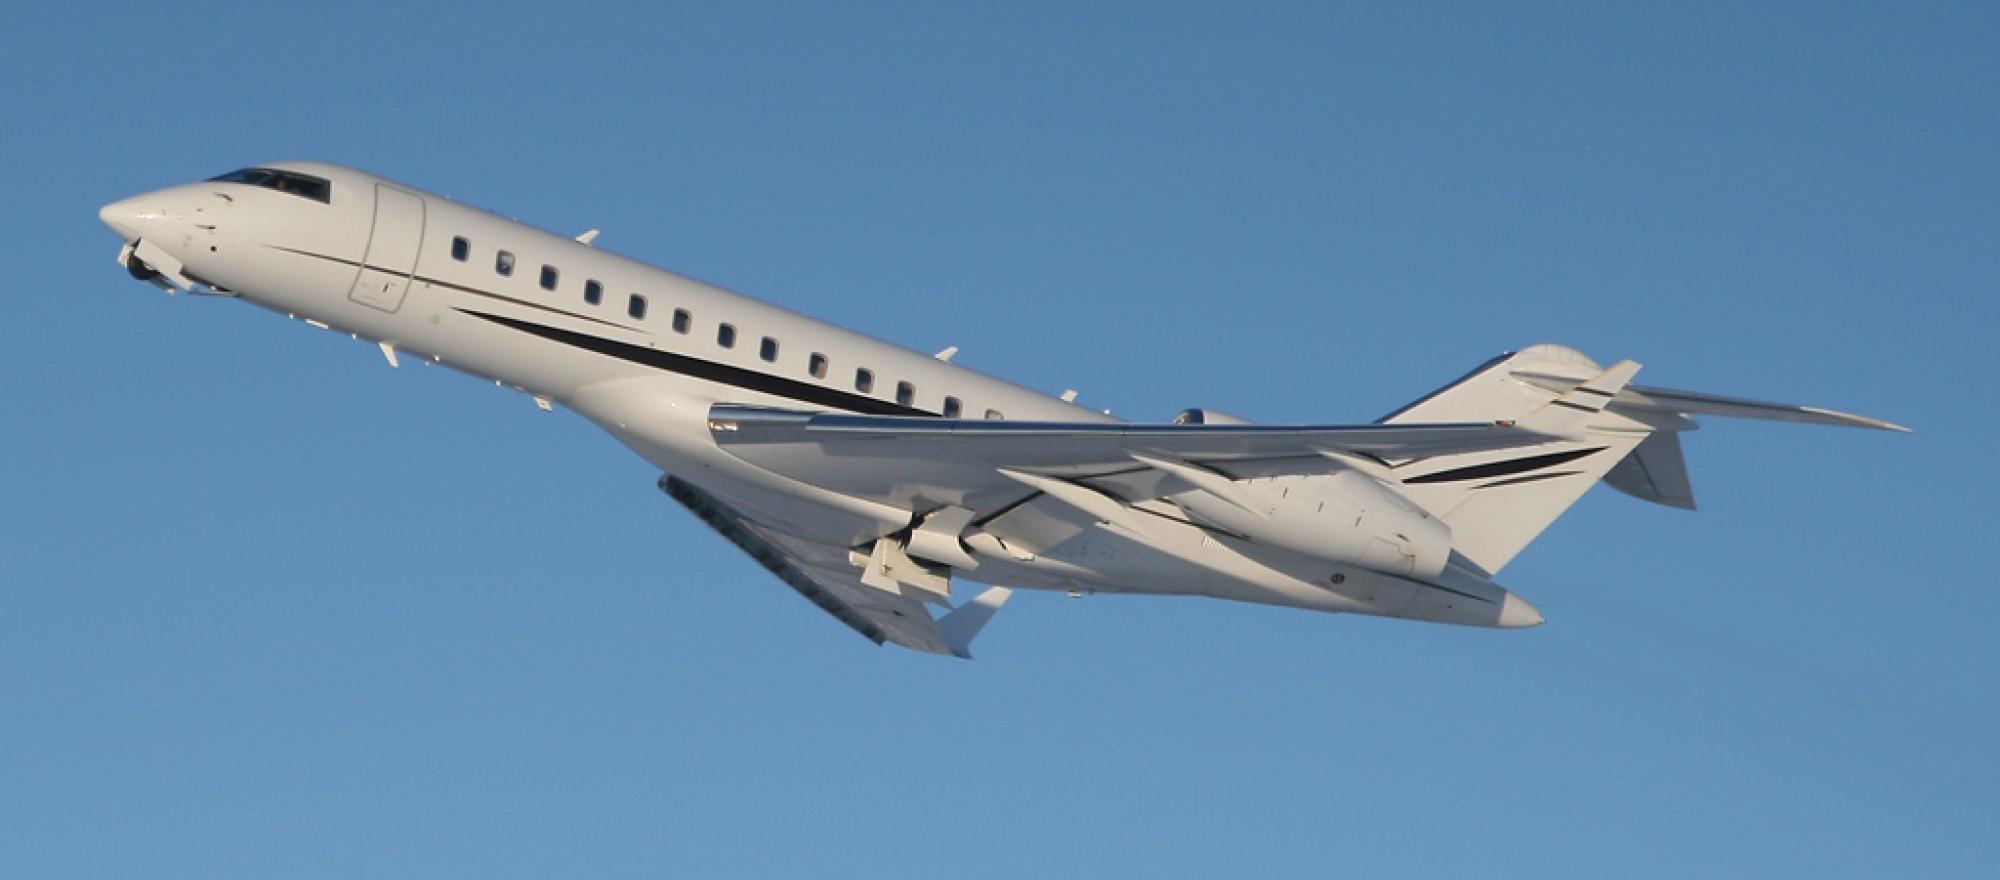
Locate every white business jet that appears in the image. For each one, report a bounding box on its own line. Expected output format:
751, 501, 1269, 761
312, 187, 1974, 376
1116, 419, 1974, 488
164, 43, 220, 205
98, 163, 1905, 658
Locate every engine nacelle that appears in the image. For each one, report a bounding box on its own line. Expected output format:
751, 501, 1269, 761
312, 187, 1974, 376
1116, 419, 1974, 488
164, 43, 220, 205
1174, 408, 1255, 426
1170, 470, 1452, 579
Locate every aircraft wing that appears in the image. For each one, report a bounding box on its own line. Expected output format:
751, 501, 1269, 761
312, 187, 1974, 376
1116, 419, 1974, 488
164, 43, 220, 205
703, 404, 1568, 512
662, 475, 1006, 657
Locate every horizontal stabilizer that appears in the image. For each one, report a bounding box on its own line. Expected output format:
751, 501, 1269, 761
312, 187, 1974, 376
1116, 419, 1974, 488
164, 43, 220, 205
1510, 370, 1910, 432
1519, 359, 1641, 437
1378, 343, 1905, 570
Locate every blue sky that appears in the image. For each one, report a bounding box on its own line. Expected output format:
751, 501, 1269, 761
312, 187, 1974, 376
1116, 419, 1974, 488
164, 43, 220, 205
3, 2, 1995, 876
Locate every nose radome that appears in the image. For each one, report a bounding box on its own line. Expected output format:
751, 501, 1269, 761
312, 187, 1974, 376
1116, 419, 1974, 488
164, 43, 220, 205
99, 196, 150, 242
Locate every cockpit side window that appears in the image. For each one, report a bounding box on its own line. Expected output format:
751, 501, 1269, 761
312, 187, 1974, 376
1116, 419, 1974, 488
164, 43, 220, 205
207, 167, 332, 204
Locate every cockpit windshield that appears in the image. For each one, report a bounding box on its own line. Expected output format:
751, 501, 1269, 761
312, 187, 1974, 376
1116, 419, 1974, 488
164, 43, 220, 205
208, 168, 332, 204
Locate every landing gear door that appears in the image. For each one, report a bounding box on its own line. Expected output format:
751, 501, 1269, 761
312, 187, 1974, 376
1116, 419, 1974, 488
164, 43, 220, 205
349, 184, 425, 313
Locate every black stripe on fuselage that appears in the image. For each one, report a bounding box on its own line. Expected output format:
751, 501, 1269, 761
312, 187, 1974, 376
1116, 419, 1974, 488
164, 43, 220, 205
263, 244, 931, 416
1403, 446, 1605, 485
458, 308, 935, 417
266, 245, 638, 331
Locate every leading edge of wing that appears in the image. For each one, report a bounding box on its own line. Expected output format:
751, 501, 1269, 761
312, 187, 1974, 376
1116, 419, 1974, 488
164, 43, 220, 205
706, 405, 1563, 462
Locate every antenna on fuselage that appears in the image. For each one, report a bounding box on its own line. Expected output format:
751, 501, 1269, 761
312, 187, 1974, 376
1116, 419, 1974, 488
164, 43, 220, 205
575, 229, 600, 245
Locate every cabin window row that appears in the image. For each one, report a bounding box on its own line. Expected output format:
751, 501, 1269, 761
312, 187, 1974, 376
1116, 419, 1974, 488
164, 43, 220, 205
448, 234, 996, 420
453, 235, 648, 317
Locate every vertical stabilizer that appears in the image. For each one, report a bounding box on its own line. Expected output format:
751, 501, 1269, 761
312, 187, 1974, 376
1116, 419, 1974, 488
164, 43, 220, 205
1380, 345, 1656, 574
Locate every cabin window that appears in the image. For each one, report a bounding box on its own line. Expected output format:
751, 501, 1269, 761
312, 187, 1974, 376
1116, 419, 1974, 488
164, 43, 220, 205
672, 309, 691, 333
583, 280, 602, 305
760, 337, 779, 362
985, 409, 1004, 420
496, 251, 515, 276
718, 324, 736, 348
943, 396, 962, 418
450, 236, 469, 261
628, 294, 647, 319
855, 368, 874, 393
896, 381, 916, 407
540, 265, 559, 291
808, 353, 828, 379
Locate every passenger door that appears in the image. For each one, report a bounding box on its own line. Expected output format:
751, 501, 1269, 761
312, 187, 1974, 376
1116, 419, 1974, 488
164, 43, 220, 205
349, 184, 425, 313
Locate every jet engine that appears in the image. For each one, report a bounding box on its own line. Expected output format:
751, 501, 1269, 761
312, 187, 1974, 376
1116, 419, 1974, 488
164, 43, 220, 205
1169, 469, 1452, 579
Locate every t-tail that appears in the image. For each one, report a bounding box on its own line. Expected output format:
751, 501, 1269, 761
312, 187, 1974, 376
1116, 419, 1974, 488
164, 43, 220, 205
1378, 344, 1908, 575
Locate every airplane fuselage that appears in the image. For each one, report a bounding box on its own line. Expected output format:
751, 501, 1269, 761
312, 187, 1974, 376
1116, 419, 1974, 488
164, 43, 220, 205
98, 162, 1558, 637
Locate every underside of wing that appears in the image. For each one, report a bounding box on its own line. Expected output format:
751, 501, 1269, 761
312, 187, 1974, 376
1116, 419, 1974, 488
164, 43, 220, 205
663, 475, 1009, 657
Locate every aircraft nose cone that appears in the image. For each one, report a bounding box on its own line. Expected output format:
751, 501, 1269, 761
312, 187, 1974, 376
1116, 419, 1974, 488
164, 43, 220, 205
1497, 591, 1545, 628
98, 196, 152, 242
